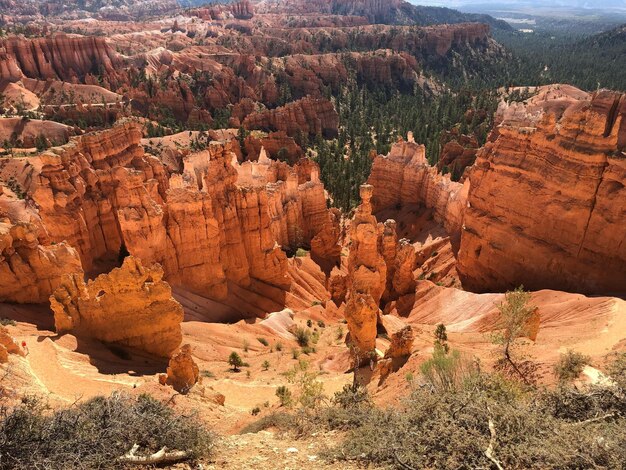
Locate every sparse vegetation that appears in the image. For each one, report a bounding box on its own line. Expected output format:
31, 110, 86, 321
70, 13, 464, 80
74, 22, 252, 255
257, 337, 269, 347
293, 327, 311, 347
228, 352, 244, 372
275, 386, 293, 407
492, 286, 537, 383
0, 318, 16, 327
554, 350, 590, 383
0, 393, 213, 470
262, 360, 270, 371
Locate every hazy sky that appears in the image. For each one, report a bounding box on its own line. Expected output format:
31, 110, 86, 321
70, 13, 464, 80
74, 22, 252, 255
409, 0, 626, 9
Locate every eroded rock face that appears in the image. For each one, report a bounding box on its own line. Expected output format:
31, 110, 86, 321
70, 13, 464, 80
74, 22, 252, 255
1, 121, 338, 316
0, 326, 24, 363
0, 187, 83, 303
50, 256, 183, 357
243, 97, 339, 138
0, 34, 121, 82
458, 86, 626, 295
159, 344, 200, 393
368, 137, 468, 235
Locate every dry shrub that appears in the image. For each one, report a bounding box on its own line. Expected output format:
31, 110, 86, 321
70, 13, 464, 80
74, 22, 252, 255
0, 393, 213, 469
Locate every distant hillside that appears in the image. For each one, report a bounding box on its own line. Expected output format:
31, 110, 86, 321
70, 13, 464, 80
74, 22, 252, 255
496, 23, 626, 91
254, 0, 513, 30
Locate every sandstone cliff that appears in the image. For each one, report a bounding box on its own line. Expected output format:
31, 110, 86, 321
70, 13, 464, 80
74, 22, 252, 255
50, 256, 183, 357
368, 136, 468, 236
243, 97, 339, 138
457, 86, 626, 295
0, 185, 83, 303
0, 34, 121, 82
0, 121, 339, 317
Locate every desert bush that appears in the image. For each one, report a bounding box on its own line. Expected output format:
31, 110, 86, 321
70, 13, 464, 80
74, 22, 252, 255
0, 318, 16, 327
0, 393, 213, 470
276, 386, 293, 407
420, 343, 477, 392
229, 352, 244, 372
327, 374, 626, 469
293, 327, 311, 347
262, 360, 270, 371
257, 337, 269, 347
554, 350, 590, 383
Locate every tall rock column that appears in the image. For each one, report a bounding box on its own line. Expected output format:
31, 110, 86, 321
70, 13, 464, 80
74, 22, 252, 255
344, 185, 386, 361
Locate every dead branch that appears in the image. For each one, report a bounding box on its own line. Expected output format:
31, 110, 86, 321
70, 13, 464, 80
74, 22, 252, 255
484, 417, 504, 470
568, 413, 617, 427
117, 443, 192, 465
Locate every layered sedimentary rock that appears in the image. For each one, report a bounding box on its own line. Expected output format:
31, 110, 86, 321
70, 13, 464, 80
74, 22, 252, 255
0, 120, 338, 316
437, 130, 479, 180
0, 187, 83, 303
458, 86, 626, 295
50, 257, 183, 357
368, 136, 468, 235
344, 185, 385, 360
0, 34, 122, 82
159, 344, 200, 394
243, 97, 339, 138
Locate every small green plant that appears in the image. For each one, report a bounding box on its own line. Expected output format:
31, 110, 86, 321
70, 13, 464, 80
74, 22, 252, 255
307, 319, 313, 328
262, 360, 271, 371
246, 370, 251, 379
243, 339, 249, 352
317, 320, 326, 328
336, 326, 344, 341
420, 344, 475, 392
554, 350, 590, 383
284, 360, 325, 409
434, 323, 449, 353
275, 341, 283, 352
200, 370, 215, 379
0, 318, 16, 326
301, 346, 316, 355
276, 385, 293, 407
251, 406, 261, 416
229, 352, 244, 372
295, 248, 308, 257
292, 348, 301, 360
293, 326, 311, 347
257, 337, 269, 347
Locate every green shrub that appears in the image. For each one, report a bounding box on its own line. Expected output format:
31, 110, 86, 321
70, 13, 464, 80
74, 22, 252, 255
275, 341, 283, 352
229, 352, 244, 372
257, 337, 269, 347
262, 360, 270, 371
0, 393, 213, 470
554, 350, 590, 383
0, 318, 16, 326
276, 386, 293, 407
420, 344, 476, 392
293, 327, 311, 347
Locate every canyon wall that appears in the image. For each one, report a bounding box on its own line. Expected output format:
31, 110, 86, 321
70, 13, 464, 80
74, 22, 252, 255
0, 120, 339, 314
457, 86, 626, 295
0, 34, 121, 82
368, 136, 468, 235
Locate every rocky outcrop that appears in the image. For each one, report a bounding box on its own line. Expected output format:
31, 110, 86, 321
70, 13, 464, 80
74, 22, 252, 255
437, 130, 479, 181
368, 136, 468, 235
243, 97, 339, 138
50, 256, 184, 357
0, 186, 83, 303
458, 86, 626, 295
0, 34, 122, 82
0, 326, 24, 363
1, 121, 338, 316
159, 344, 200, 394
344, 185, 385, 360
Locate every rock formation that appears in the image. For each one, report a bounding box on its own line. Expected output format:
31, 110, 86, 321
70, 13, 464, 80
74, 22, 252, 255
243, 97, 339, 138
457, 86, 626, 295
159, 344, 200, 394
0, 34, 122, 82
0, 186, 83, 303
0, 326, 24, 363
50, 256, 184, 357
0, 120, 339, 318
368, 136, 468, 235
